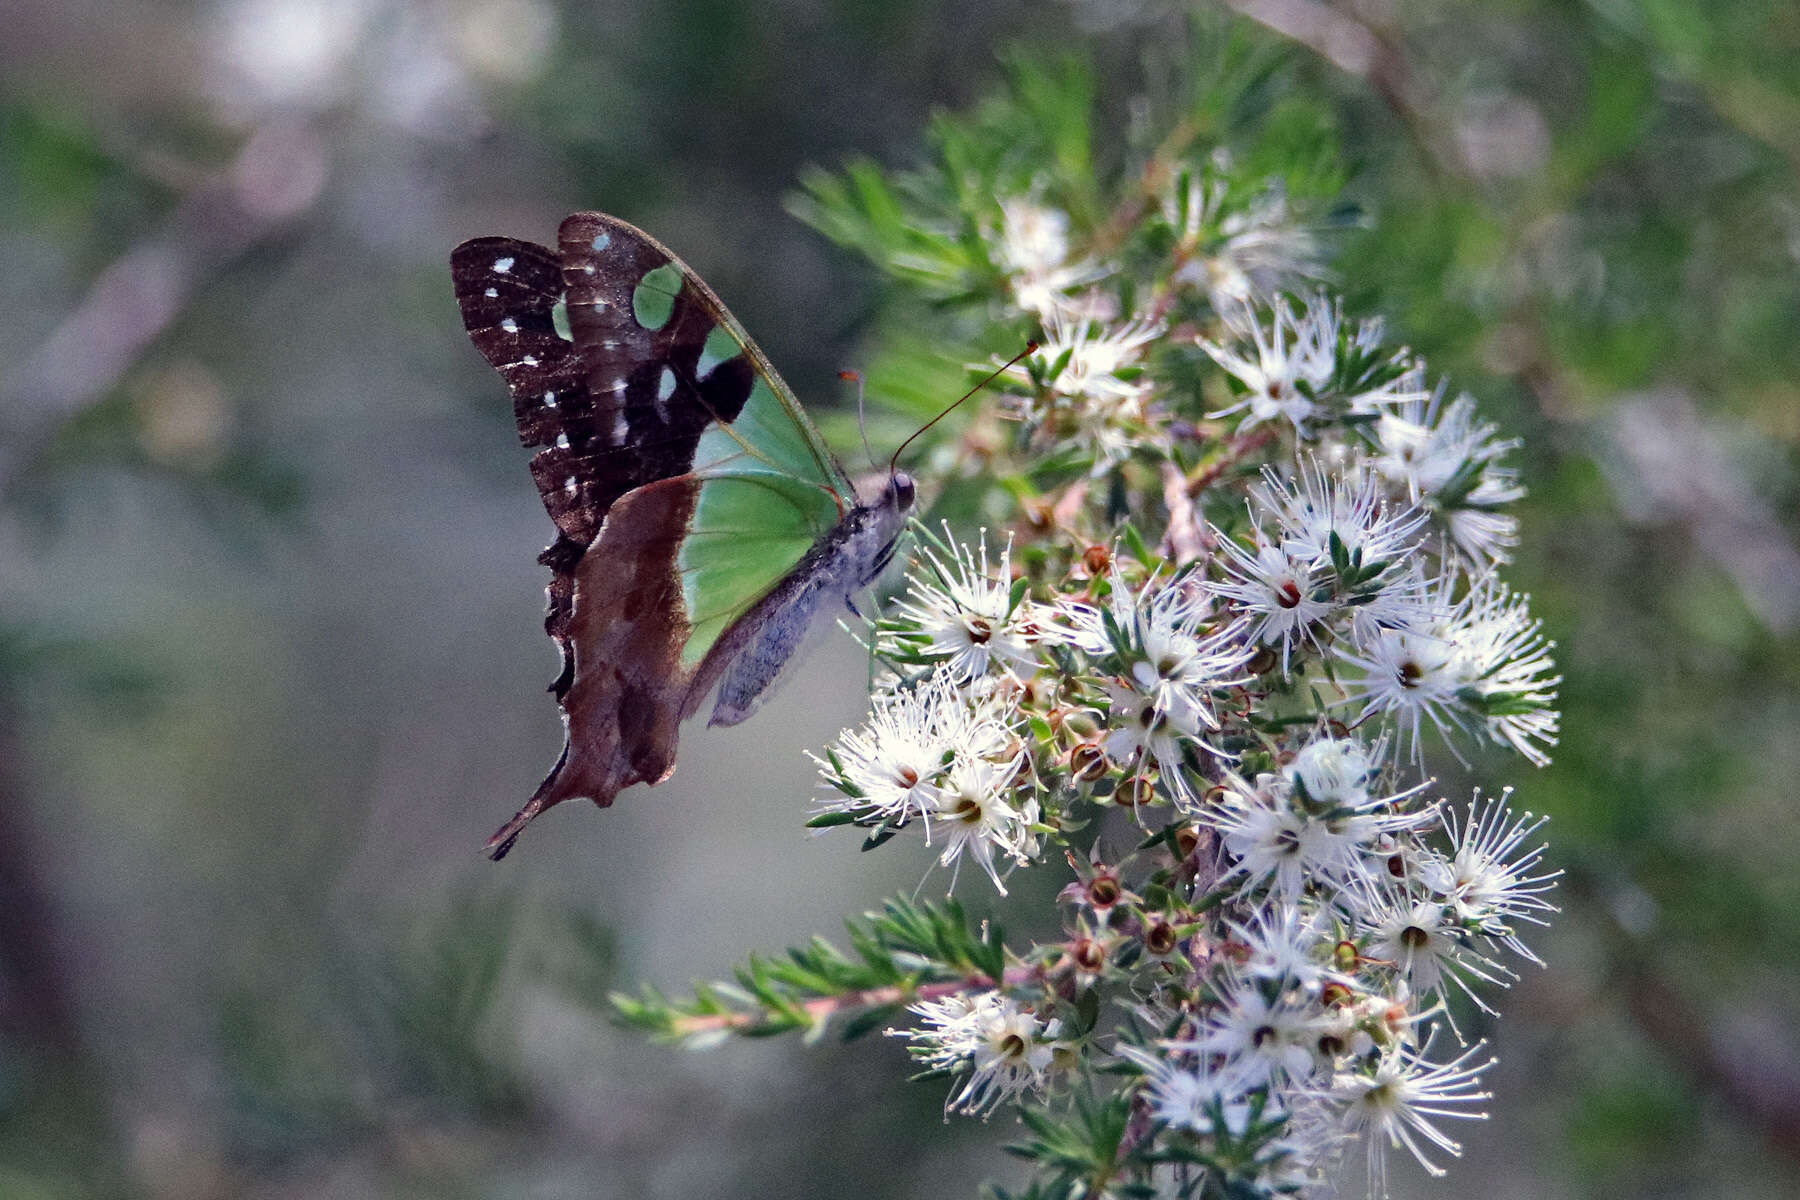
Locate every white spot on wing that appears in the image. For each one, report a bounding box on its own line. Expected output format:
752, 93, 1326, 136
522, 354, 539, 366
500, 317, 518, 334
591, 232, 611, 251
611, 409, 629, 444
493, 256, 515, 274
652, 368, 675, 421
542, 391, 558, 408
484, 287, 498, 298
556, 433, 570, 449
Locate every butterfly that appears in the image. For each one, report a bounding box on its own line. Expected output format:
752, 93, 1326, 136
450, 213, 916, 859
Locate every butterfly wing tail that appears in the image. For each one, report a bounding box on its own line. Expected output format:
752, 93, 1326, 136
484, 792, 550, 861
483, 718, 680, 859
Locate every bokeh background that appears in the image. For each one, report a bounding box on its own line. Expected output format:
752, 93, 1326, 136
4, 1, 1800, 1197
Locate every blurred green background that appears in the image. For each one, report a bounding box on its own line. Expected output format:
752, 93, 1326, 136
3, 1, 1799, 1197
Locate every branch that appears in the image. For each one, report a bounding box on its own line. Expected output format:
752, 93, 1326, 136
669, 969, 1037, 1037
0, 697, 80, 1054
1219, 0, 1466, 181
0, 121, 328, 497
1185, 426, 1277, 496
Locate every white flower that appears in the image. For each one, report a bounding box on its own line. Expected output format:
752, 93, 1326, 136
1201, 295, 1337, 432
1208, 462, 1441, 674
1148, 1063, 1237, 1134
1326, 1040, 1493, 1195
1428, 790, 1560, 961
1207, 539, 1333, 674
1223, 903, 1345, 996
1120, 1044, 1260, 1136
893, 991, 1062, 1117
1336, 624, 1463, 763
997, 197, 1070, 278
1286, 734, 1378, 811
1354, 883, 1511, 1015
1339, 573, 1560, 767
1201, 291, 1425, 436
1001, 310, 1164, 470
1203, 763, 1428, 899
1250, 459, 1427, 575
1450, 578, 1560, 765
812, 670, 959, 825
888, 526, 1039, 682
1063, 572, 1252, 793
1311, 995, 1380, 1066
1369, 389, 1524, 568
1014, 309, 1162, 403
1342, 563, 1442, 654
1173, 179, 1327, 311
996, 197, 1107, 319
929, 753, 1038, 895
1347, 361, 1431, 418
1174, 979, 1323, 1092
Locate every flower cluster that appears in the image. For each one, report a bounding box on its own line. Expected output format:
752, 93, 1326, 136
891, 989, 1073, 1116
809, 658, 1039, 894
643, 69, 1563, 1200
794, 177, 1559, 1195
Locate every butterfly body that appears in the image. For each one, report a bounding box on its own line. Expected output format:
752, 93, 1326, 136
451, 213, 911, 858
706, 473, 912, 727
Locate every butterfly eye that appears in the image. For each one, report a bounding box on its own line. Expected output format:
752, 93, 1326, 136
892, 471, 916, 510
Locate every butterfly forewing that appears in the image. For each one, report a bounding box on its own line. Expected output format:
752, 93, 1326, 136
556, 214, 847, 671
559, 213, 843, 494
450, 238, 604, 542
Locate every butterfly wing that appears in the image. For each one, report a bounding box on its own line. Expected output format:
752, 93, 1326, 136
452, 213, 846, 857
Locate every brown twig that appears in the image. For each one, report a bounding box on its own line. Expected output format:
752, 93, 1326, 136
1185, 426, 1277, 497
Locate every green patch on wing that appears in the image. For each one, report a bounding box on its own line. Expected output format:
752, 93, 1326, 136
677, 378, 843, 667
632, 263, 683, 330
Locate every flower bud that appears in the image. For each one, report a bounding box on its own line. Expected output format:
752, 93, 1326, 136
1070, 936, 1107, 974
1115, 775, 1157, 808
1068, 741, 1109, 782
1061, 709, 1101, 741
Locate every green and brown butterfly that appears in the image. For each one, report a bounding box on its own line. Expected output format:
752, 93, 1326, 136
450, 213, 914, 859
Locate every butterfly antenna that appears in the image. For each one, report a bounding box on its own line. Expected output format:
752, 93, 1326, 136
890, 341, 1039, 473
841, 369, 879, 470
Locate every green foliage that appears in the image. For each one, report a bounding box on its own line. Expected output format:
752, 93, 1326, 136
611, 899, 1008, 1045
